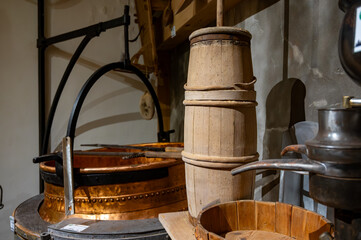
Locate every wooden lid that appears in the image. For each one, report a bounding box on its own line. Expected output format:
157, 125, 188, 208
189, 27, 252, 43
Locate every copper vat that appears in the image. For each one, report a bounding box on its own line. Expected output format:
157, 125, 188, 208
38, 142, 187, 224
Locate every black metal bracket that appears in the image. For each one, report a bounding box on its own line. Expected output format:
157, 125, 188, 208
0, 185, 4, 210
40, 5, 131, 156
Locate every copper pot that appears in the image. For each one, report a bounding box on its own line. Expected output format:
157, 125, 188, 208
39, 142, 187, 223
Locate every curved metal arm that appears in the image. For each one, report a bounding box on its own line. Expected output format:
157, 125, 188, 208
0, 185, 4, 210
66, 61, 167, 143
42, 35, 93, 155
231, 159, 326, 176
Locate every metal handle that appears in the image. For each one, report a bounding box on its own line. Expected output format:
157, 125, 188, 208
281, 144, 307, 156
231, 158, 326, 176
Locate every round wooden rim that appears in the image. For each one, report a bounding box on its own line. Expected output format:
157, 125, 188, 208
195, 200, 334, 240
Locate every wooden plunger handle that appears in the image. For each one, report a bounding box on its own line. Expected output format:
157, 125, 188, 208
217, 0, 224, 26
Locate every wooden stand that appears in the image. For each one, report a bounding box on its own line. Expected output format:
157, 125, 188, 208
159, 211, 196, 240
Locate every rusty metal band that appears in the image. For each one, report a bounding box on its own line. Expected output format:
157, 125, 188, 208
184, 84, 235, 91
185, 90, 256, 102
182, 152, 259, 169
15, 223, 39, 240
183, 100, 258, 107
190, 34, 250, 45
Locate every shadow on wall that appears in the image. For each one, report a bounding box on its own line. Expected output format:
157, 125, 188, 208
170, 41, 190, 142
224, 0, 280, 25
25, 0, 82, 9
48, 46, 148, 92
261, 78, 306, 201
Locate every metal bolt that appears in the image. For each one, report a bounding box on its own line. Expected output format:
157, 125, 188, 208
40, 232, 51, 240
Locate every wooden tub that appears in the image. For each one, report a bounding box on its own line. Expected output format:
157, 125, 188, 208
195, 200, 333, 240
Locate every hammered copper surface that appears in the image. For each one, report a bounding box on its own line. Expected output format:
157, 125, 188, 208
39, 143, 187, 223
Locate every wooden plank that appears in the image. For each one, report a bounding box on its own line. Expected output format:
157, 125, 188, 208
237, 200, 256, 230
305, 210, 322, 240
275, 202, 292, 236
290, 206, 307, 239
158, 0, 243, 50
256, 201, 276, 232
134, 0, 158, 72
159, 211, 196, 240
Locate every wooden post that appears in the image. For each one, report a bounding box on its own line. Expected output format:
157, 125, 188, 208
217, 0, 224, 27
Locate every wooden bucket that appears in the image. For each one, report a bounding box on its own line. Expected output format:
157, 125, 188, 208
196, 200, 334, 240
183, 27, 258, 222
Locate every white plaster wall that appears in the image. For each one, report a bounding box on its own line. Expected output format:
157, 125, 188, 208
0, 1, 156, 239
0, 0, 38, 239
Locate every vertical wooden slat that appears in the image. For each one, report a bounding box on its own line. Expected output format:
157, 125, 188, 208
275, 202, 292, 236
305, 211, 322, 240
220, 108, 235, 157
200, 202, 238, 235
237, 200, 256, 230
290, 206, 307, 238
195, 225, 209, 240
208, 108, 221, 156
183, 106, 194, 153
256, 201, 276, 232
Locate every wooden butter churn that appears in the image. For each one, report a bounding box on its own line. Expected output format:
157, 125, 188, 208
182, 0, 258, 222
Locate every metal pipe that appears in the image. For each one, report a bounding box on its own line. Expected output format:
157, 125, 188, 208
231, 158, 326, 176
343, 96, 361, 108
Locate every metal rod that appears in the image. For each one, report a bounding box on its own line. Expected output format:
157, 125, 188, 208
39, 16, 129, 47
41, 35, 93, 155
81, 143, 165, 152
38, 0, 45, 193
343, 96, 361, 108
62, 137, 75, 216
123, 5, 131, 65
123, 151, 182, 160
